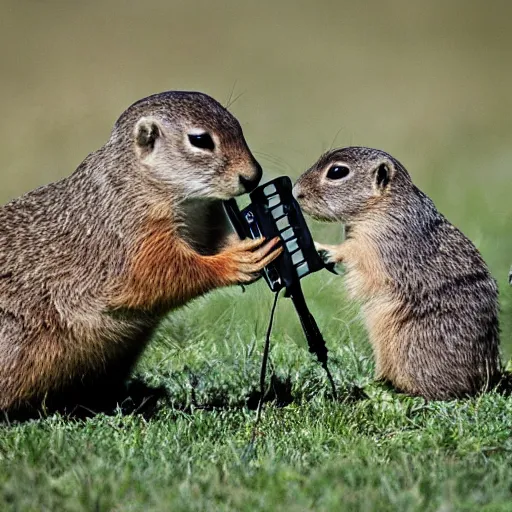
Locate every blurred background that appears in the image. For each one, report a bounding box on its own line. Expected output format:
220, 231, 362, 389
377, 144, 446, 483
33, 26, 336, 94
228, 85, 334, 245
2, 0, 512, 352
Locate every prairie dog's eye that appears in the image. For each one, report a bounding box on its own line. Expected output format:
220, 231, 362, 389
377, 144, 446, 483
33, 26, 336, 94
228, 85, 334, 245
326, 165, 350, 180
188, 133, 215, 151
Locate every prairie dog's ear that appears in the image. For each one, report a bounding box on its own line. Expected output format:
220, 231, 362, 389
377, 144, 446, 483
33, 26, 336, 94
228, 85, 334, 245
373, 162, 395, 194
134, 117, 162, 158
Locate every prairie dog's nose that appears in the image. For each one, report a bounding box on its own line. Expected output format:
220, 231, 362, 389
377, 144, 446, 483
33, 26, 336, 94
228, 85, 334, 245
239, 161, 263, 192
292, 183, 304, 200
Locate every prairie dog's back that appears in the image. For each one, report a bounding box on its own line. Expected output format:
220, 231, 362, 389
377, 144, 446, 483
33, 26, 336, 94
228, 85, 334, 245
293, 146, 501, 400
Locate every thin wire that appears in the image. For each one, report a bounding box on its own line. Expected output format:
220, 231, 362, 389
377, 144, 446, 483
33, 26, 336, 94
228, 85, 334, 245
322, 362, 338, 400
251, 290, 281, 442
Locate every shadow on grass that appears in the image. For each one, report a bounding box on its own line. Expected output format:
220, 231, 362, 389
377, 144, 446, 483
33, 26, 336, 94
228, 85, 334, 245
0, 379, 169, 424
1, 372, 370, 424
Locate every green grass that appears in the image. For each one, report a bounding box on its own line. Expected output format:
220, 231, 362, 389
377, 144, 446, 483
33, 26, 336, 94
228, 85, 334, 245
1, 275, 512, 511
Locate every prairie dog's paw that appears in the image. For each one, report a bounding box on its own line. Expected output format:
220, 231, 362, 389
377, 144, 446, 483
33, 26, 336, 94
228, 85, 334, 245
222, 237, 283, 285
315, 242, 340, 264
315, 242, 344, 275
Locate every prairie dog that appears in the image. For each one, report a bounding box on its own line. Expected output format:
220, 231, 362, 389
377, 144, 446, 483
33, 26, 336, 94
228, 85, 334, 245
0, 91, 282, 415
293, 146, 500, 400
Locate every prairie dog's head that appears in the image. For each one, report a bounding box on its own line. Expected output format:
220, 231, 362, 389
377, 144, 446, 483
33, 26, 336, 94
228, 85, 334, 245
293, 146, 412, 223
111, 91, 262, 200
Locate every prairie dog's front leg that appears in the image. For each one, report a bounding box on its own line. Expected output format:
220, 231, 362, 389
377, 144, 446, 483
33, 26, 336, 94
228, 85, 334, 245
210, 236, 283, 286
113, 221, 282, 310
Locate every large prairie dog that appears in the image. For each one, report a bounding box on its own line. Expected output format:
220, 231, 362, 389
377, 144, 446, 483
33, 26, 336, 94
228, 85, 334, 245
293, 146, 500, 400
0, 91, 281, 415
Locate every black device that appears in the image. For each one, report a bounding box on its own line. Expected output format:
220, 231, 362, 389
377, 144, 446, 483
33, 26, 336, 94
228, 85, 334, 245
224, 176, 336, 394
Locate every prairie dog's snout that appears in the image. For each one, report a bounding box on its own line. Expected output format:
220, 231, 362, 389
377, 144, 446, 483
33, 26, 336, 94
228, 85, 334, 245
291, 181, 304, 199
238, 158, 263, 193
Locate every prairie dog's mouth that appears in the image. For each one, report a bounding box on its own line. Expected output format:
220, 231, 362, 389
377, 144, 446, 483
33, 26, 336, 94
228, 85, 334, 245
294, 189, 339, 223
303, 208, 339, 223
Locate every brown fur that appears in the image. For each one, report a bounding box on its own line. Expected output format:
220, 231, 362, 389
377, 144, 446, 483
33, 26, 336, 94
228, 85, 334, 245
112, 218, 279, 310
0, 91, 282, 415
294, 146, 501, 400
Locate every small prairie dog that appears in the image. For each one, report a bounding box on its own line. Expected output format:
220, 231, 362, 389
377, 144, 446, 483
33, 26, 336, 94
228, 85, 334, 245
0, 91, 282, 415
293, 146, 501, 400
